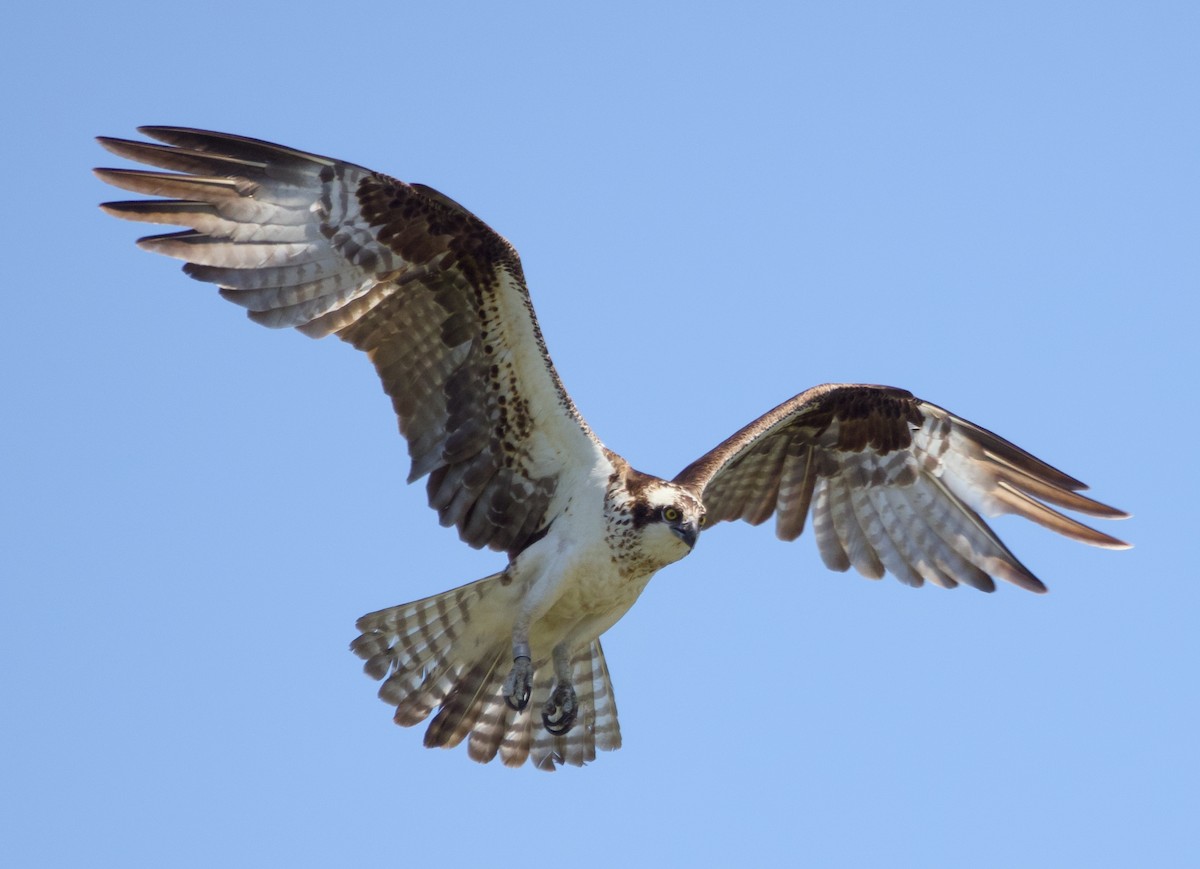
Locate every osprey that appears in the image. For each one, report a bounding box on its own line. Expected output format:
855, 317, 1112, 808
97, 128, 1129, 771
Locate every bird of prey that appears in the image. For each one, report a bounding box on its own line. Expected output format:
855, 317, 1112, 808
97, 128, 1129, 771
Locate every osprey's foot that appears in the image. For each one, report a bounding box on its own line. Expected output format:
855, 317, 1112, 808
542, 682, 577, 735
503, 656, 533, 712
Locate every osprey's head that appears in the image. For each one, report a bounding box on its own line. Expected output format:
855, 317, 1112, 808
631, 481, 707, 565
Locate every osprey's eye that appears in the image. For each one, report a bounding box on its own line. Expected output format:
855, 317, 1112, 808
698, 514, 708, 528
662, 506, 680, 522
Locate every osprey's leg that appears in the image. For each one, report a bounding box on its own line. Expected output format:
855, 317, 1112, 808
502, 638, 533, 712
502, 569, 567, 713
542, 642, 577, 735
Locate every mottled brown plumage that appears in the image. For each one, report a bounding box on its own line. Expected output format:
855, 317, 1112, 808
98, 128, 595, 558
97, 128, 1128, 771
675, 384, 1126, 592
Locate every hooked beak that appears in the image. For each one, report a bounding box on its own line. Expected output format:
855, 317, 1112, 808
672, 522, 699, 550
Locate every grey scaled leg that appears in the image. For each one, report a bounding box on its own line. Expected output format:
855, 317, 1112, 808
502, 640, 533, 712
542, 642, 578, 735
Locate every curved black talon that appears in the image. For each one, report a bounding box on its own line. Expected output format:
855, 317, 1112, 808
542, 683, 578, 735
503, 656, 532, 712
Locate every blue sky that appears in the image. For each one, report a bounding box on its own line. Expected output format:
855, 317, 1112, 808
3, 2, 1197, 867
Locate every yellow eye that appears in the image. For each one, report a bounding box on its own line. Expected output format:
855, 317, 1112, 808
698, 514, 708, 528
662, 507, 680, 522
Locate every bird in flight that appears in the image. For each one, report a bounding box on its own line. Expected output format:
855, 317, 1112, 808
97, 128, 1129, 771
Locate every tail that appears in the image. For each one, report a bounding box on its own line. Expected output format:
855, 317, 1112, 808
350, 573, 622, 771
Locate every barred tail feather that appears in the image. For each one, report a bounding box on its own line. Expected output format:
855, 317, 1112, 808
425, 651, 506, 750
350, 573, 622, 771
529, 638, 623, 771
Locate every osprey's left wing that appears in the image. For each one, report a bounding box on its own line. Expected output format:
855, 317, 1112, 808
673, 384, 1128, 592
97, 128, 604, 555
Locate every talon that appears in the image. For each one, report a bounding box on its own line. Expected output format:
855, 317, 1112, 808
542, 682, 577, 735
503, 656, 533, 712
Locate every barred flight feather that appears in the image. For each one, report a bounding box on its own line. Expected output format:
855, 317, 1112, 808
675, 383, 1129, 593
97, 127, 602, 557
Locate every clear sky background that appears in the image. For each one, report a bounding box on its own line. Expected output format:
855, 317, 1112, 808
3, 2, 1196, 867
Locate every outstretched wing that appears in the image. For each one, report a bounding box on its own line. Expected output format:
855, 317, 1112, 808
97, 127, 604, 555
673, 383, 1128, 592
